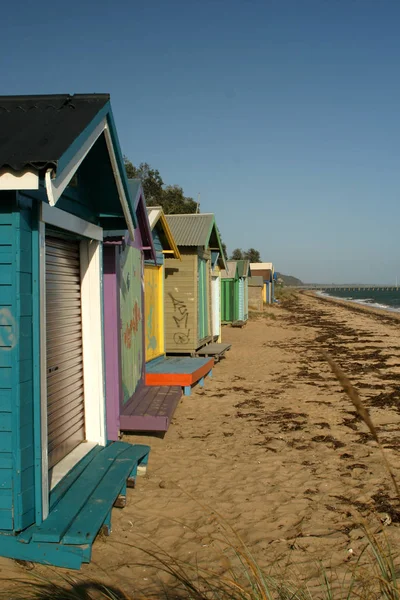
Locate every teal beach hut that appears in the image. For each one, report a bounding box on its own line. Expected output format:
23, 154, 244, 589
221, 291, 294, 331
0, 94, 150, 568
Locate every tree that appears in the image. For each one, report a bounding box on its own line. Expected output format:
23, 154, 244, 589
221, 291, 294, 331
124, 158, 198, 214
244, 248, 261, 263
162, 185, 197, 214
230, 248, 244, 260
124, 159, 164, 205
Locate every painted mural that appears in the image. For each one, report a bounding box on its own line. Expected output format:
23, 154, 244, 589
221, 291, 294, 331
144, 265, 163, 361
120, 244, 143, 405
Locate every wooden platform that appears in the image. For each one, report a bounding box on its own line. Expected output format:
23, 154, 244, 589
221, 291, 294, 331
2, 442, 150, 569
232, 320, 247, 328
146, 356, 214, 396
120, 385, 182, 432
196, 343, 231, 362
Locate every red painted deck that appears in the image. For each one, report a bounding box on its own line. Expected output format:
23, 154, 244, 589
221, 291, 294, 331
120, 385, 182, 432
145, 356, 214, 387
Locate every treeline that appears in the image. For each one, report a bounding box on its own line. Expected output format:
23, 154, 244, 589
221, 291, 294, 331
124, 159, 264, 264
124, 159, 198, 214
229, 248, 261, 263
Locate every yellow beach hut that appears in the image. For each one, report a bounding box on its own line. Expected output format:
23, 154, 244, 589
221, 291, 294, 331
144, 207, 181, 364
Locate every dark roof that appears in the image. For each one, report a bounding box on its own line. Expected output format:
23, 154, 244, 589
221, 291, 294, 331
0, 94, 109, 173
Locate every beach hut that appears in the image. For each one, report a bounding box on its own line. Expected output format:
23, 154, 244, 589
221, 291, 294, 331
164, 213, 228, 355
221, 261, 239, 323
0, 93, 150, 568
143, 214, 229, 393
144, 206, 181, 364
236, 259, 251, 321
248, 276, 264, 311
103, 180, 176, 438
221, 260, 250, 325
250, 262, 275, 304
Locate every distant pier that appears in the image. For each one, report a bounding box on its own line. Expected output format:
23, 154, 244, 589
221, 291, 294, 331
297, 285, 399, 292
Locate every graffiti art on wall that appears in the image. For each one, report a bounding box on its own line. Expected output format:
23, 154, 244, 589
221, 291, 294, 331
120, 245, 143, 404
169, 292, 191, 345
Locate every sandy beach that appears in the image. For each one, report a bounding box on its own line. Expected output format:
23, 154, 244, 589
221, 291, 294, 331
3, 291, 400, 594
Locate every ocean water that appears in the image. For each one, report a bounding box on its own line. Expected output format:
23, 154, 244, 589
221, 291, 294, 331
318, 289, 400, 313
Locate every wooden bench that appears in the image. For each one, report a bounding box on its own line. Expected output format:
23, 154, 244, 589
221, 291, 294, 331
146, 356, 214, 396
195, 343, 231, 363
120, 385, 182, 432
9, 442, 150, 568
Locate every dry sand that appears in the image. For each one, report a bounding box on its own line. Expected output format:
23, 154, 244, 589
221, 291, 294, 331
3, 291, 400, 595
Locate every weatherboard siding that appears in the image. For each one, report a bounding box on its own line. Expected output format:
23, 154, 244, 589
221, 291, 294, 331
145, 228, 164, 267
14, 203, 35, 531
0, 194, 30, 531
164, 251, 197, 353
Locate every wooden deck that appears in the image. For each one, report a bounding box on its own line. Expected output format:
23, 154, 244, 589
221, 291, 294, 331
1, 442, 150, 569
120, 385, 182, 432
146, 356, 214, 395
232, 320, 247, 328
196, 343, 231, 362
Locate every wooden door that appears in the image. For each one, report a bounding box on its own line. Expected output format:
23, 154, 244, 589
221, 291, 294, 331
144, 265, 164, 362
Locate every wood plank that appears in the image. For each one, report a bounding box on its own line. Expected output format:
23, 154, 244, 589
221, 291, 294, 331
49, 445, 103, 511
0, 535, 86, 569
120, 387, 182, 432
146, 357, 214, 387
32, 444, 129, 543
62, 445, 150, 545
196, 343, 231, 356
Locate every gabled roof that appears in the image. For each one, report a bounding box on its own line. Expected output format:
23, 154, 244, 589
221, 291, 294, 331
236, 259, 251, 278
221, 260, 239, 280
166, 213, 214, 246
146, 206, 181, 259
0, 94, 109, 173
250, 262, 274, 282
165, 213, 226, 269
0, 93, 137, 238
127, 180, 156, 261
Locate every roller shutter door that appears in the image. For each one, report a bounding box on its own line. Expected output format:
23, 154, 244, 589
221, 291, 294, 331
46, 237, 85, 469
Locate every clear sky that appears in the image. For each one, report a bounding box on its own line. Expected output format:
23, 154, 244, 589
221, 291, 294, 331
1, 0, 399, 283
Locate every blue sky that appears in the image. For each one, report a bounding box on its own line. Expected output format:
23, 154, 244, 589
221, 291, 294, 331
1, 0, 400, 283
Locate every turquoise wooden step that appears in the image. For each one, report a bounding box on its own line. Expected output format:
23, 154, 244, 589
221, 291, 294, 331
63, 445, 147, 545
13, 441, 150, 569
32, 443, 132, 543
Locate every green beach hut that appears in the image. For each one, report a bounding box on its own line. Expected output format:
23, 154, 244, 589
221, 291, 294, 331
221, 259, 250, 325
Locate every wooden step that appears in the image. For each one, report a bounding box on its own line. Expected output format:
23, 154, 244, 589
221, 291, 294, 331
30, 443, 150, 544
63, 445, 147, 544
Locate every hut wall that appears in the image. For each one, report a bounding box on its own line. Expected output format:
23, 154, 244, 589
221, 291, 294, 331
164, 250, 197, 353
211, 265, 221, 341
144, 228, 165, 362
221, 279, 235, 322
119, 239, 144, 406
248, 285, 263, 311
0, 192, 42, 533
197, 248, 212, 345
